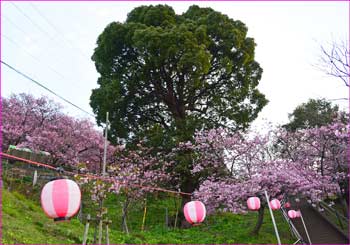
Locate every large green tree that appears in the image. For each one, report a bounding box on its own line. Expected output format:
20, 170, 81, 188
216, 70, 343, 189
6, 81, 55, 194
90, 5, 267, 145
90, 5, 268, 218
284, 98, 342, 131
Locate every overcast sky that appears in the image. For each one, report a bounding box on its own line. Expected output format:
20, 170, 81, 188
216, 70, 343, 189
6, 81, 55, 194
2, 1, 349, 132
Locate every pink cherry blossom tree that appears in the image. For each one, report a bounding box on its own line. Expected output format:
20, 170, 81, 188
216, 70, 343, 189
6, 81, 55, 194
2, 93, 116, 172
274, 116, 349, 212
180, 126, 342, 234
2, 93, 61, 148
76, 142, 173, 232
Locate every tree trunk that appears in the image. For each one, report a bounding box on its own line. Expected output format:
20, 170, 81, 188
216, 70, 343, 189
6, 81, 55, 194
121, 196, 130, 234
180, 193, 192, 228
251, 205, 265, 235
174, 116, 198, 228
179, 176, 197, 228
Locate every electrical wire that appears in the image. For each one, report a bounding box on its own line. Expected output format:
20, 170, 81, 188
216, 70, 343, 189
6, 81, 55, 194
3, 11, 78, 70
2, 14, 31, 37
9, 1, 91, 71
29, 2, 90, 59
3, 34, 65, 79
1, 60, 96, 118
10, 2, 56, 41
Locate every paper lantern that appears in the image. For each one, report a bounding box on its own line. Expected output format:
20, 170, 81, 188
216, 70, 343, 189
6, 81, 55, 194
41, 179, 81, 221
269, 199, 281, 210
284, 202, 291, 208
183, 201, 206, 225
247, 197, 260, 211
288, 210, 297, 219
296, 210, 301, 218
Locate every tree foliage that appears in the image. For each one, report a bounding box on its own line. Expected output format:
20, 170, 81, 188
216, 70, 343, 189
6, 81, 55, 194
283, 98, 341, 131
90, 5, 268, 144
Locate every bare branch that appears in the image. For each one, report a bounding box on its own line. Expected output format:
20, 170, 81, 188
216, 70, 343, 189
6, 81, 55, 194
317, 40, 350, 87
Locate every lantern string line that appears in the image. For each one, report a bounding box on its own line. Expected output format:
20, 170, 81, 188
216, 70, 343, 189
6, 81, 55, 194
0, 152, 192, 196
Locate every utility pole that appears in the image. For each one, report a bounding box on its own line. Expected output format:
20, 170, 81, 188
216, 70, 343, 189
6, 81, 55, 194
102, 111, 109, 176
98, 112, 109, 244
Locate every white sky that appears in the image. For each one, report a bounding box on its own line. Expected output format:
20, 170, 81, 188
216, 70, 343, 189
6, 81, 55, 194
1, 1, 349, 132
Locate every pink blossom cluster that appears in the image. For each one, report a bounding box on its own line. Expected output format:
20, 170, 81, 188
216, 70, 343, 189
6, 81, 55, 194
107, 143, 173, 199
2, 93, 116, 171
194, 159, 339, 214
186, 118, 347, 214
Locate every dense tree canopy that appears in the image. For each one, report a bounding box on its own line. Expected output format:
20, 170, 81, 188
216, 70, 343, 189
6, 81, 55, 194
90, 5, 268, 144
283, 98, 341, 131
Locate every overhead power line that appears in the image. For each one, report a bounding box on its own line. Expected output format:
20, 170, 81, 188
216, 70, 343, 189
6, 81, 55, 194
3, 34, 65, 79
1, 60, 95, 118
10, 2, 55, 40
2, 14, 30, 37
10, 2, 90, 65
29, 3, 90, 59
3, 13, 65, 64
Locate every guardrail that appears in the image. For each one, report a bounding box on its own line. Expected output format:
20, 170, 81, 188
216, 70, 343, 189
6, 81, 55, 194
280, 198, 306, 244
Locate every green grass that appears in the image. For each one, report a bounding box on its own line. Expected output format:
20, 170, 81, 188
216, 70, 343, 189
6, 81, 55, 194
2, 187, 296, 244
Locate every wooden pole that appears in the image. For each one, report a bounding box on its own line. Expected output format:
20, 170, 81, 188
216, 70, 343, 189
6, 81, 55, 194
32, 170, 38, 187
93, 220, 97, 244
165, 208, 169, 228
78, 202, 83, 222
174, 193, 180, 229
105, 220, 110, 245
82, 214, 91, 245
141, 199, 147, 232
98, 216, 103, 244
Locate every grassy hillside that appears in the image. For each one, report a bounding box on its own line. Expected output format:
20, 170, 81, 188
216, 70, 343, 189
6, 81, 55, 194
2, 161, 295, 244
2, 187, 295, 244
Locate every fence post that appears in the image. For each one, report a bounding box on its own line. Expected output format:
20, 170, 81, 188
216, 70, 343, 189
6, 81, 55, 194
174, 195, 179, 229
165, 208, 169, 228
105, 220, 110, 245
82, 214, 91, 245
32, 170, 38, 187
98, 214, 103, 244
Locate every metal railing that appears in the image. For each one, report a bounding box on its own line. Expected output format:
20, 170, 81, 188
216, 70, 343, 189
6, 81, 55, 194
280, 198, 306, 244
317, 200, 349, 236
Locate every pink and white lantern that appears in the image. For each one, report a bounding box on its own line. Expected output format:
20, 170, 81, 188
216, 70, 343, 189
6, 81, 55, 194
247, 197, 261, 211
269, 199, 281, 210
41, 179, 81, 221
288, 210, 298, 219
183, 201, 206, 225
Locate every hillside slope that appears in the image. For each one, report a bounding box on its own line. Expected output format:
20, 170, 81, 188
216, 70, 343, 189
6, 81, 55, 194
2, 187, 296, 244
